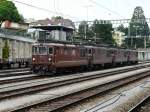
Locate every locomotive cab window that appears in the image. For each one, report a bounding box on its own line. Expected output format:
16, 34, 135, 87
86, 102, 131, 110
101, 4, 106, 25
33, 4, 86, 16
88, 49, 92, 54
49, 47, 53, 54
39, 46, 47, 54
32, 46, 38, 54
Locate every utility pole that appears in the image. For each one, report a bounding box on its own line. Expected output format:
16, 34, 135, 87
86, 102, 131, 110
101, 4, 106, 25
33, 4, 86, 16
144, 36, 146, 48
83, 5, 92, 40
132, 25, 139, 49
128, 24, 131, 48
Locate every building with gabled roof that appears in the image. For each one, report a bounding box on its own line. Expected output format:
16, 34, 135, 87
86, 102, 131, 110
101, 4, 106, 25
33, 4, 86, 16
29, 18, 75, 42
30, 18, 75, 29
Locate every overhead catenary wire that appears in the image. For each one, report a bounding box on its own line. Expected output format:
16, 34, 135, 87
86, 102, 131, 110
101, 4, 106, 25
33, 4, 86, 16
10, 0, 81, 21
53, 0, 57, 17
54, 0, 61, 17
89, 0, 125, 19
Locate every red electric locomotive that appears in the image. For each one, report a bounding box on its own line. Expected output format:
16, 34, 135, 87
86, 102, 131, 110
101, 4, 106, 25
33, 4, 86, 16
31, 25, 138, 75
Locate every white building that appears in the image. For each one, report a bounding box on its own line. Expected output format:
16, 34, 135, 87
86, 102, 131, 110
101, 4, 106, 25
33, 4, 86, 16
29, 18, 75, 41
112, 31, 125, 46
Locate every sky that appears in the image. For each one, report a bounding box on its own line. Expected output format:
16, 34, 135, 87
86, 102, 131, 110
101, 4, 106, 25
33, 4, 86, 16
12, 0, 150, 22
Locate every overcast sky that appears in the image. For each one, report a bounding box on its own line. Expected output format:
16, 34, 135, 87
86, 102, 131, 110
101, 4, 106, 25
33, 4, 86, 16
12, 0, 150, 21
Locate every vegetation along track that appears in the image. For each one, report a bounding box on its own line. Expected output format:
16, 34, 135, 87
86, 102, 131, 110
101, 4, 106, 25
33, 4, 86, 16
0, 64, 150, 112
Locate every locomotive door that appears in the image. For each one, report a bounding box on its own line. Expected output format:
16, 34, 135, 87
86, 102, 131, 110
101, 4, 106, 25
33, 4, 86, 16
112, 49, 116, 63
88, 48, 93, 65
54, 47, 59, 64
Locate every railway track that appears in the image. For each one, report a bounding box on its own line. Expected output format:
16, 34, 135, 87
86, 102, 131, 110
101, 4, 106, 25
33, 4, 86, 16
0, 68, 30, 73
0, 63, 150, 85
0, 68, 40, 86
0, 64, 150, 112
0, 68, 31, 77
18, 69, 150, 112
0, 74, 41, 85
0, 63, 150, 100
0, 69, 35, 85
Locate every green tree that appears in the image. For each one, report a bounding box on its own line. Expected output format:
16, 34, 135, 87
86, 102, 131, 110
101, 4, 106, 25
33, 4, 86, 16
78, 21, 88, 38
127, 6, 150, 48
78, 21, 86, 38
116, 24, 129, 47
77, 21, 93, 40
2, 40, 9, 59
117, 24, 128, 35
91, 20, 115, 44
0, 0, 23, 24
51, 16, 63, 20
77, 20, 115, 45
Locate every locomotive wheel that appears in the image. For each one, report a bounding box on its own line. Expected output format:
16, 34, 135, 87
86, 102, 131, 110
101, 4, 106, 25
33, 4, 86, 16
7, 63, 11, 68
0, 64, 3, 69
18, 62, 21, 68
52, 68, 57, 74
25, 62, 29, 67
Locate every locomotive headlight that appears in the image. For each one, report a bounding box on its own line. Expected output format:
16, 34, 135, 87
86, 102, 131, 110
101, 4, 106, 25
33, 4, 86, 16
48, 58, 52, 61
32, 58, 35, 61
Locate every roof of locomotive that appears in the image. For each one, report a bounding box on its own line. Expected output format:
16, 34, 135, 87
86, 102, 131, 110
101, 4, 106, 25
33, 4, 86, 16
33, 42, 106, 48
32, 42, 137, 51
33, 42, 78, 47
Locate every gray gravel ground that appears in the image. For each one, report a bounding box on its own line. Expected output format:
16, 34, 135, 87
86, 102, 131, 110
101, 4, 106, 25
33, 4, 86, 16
62, 76, 150, 112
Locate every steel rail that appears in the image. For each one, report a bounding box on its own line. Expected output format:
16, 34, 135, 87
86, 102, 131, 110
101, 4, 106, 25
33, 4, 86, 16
0, 68, 30, 74
0, 64, 149, 100
0, 74, 40, 85
0, 63, 148, 84
0, 63, 149, 84
0, 63, 147, 85
11, 68, 150, 112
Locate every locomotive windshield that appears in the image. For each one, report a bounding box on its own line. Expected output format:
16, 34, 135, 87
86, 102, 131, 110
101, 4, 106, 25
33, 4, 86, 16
32, 46, 38, 54
39, 46, 47, 54
32, 46, 53, 54
49, 47, 53, 54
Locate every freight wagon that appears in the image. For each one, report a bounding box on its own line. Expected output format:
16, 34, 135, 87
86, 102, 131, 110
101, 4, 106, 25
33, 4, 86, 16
0, 29, 36, 68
